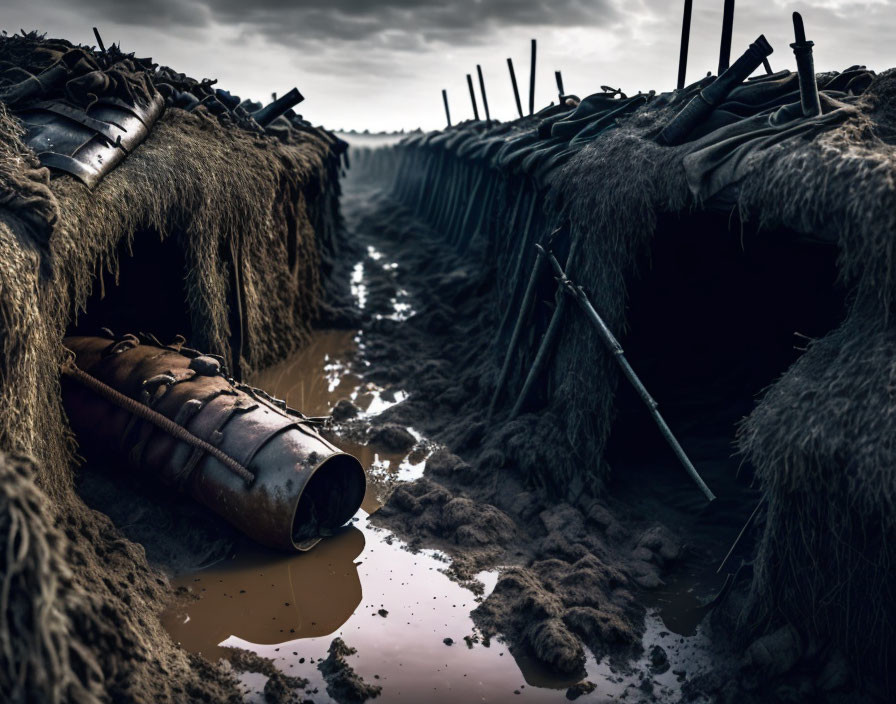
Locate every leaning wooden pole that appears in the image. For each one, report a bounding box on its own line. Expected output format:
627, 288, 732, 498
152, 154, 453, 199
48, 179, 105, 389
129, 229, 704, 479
466, 73, 480, 120
529, 38, 537, 115
476, 64, 491, 122
543, 247, 716, 502
554, 70, 565, 101
507, 58, 523, 118
442, 89, 451, 127
719, 0, 736, 74
677, 0, 693, 89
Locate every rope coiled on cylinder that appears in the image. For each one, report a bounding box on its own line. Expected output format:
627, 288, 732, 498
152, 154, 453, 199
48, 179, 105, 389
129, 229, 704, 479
61, 359, 256, 485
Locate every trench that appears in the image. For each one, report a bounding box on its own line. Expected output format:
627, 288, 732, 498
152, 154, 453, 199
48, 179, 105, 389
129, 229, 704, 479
151, 183, 712, 702
63, 145, 845, 703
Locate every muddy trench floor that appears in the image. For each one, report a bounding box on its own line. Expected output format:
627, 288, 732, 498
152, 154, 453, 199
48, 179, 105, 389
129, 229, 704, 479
74, 175, 858, 704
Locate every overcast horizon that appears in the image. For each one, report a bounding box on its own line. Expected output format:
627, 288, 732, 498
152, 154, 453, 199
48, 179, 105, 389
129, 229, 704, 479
3, 1, 894, 132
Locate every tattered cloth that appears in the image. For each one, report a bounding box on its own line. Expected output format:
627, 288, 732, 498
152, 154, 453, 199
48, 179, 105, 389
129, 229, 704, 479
681, 69, 870, 200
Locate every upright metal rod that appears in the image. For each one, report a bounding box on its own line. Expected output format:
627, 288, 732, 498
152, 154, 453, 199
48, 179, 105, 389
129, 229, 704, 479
677, 0, 693, 89
718, 0, 736, 74
544, 249, 716, 502
529, 39, 537, 115
476, 65, 491, 122
442, 89, 451, 127
554, 71, 565, 100
466, 73, 480, 120
791, 12, 822, 117
507, 58, 524, 118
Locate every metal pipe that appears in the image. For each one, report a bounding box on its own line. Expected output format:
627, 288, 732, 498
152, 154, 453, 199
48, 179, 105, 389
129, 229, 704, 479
677, 0, 693, 89
719, 0, 736, 74
555, 70, 565, 101
477, 65, 491, 122
442, 89, 452, 126
542, 253, 716, 502
467, 73, 480, 120
529, 39, 537, 115
507, 58, 524, 118
61, 335, 366, 551
252, 87, 304, 127
658, 34, 773, 145
790, 12, 822, 117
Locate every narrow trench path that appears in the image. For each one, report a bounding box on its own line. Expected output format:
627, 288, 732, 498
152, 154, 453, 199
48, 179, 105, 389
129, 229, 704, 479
160, 177, 724, 704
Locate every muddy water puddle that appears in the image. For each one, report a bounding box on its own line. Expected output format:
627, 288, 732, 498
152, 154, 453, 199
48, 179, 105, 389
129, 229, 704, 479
161, 247, 716, 702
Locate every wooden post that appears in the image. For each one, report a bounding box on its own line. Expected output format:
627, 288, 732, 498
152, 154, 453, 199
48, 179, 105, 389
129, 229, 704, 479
442, 89, 451, 126
554, 70, 565, 101
507, 58, 523, 118
476, 65, 491, 122
677, 0, 693, 89
719, 0, 735, 74
466, 73, 480, 120
529, 39, 537, 115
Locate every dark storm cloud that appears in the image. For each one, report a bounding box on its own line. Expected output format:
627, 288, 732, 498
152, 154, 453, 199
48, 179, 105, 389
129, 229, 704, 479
63, 0, 622, 47
63, 0, 211, 27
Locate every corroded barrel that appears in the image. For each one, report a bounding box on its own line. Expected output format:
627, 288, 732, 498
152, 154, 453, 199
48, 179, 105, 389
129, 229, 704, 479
61, 333, 365, 551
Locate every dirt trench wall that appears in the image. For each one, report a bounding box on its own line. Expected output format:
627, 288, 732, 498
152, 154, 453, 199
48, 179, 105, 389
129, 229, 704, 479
0, 34, 347, 702
354, 69, 896, 696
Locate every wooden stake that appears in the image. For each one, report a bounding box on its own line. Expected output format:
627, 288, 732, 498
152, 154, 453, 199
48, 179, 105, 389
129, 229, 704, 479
442, 89, 451, 126
529, 39, 537, 115
719, 0, 736, 74
476, 65, 491, 122
677, 0, 693, 89
507, 58, 523, 118
466, 73, 480, 120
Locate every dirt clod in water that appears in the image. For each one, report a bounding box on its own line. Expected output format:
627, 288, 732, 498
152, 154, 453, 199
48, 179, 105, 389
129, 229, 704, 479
332, 398, 361, 421
565, 680, 596, 700
318, 637, 382, 703
649, 644, 670, 674
366, 423, 416, 453
224, 648, 308, 703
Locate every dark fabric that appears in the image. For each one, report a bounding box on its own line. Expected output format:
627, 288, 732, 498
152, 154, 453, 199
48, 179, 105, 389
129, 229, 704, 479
688, 67, 874, 140
683, 92, 859, 200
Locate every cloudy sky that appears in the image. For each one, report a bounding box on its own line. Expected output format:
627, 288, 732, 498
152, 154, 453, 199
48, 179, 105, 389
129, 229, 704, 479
3, 1, 894, 131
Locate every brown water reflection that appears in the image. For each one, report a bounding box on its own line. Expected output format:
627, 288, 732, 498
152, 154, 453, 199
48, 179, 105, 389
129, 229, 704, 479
164, 527, 364, 658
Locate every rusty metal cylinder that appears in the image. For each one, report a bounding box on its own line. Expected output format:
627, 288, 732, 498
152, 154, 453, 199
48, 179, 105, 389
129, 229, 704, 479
60, 334, 365, 552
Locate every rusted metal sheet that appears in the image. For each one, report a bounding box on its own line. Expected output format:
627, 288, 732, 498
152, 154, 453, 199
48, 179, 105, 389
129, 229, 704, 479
16, 91, 165, 188
61, 333, 365, 551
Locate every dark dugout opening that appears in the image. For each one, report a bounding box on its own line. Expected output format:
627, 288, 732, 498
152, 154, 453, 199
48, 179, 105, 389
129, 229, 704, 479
67, 228, 193, 343
604, 209, 845, 603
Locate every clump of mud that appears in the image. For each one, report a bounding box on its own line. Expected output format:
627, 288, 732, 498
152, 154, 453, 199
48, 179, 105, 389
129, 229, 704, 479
317, 637, 382, 703
223, 648, 309, 703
